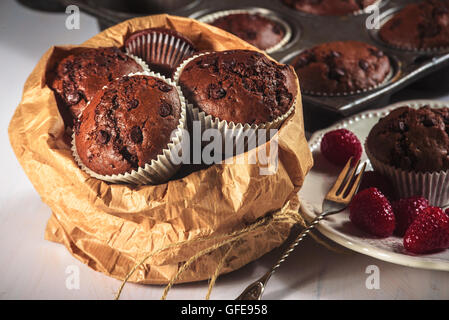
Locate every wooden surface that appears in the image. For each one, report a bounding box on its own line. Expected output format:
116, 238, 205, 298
1, 0, 448, 300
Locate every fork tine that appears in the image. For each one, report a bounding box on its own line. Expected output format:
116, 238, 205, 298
327, 157, 353, 196
339, 159, 361, 196
344, 161, 367, 201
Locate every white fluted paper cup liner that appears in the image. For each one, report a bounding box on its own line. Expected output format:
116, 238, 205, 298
124, 28, 196, 76
173, 52, 297, 155
72, 71, 187, 185
366, 144, 449, 207
198, 8, 292, 54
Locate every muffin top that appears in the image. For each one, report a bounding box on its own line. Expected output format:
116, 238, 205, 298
75, 75, 182, 176
210, 13, 286, 51
124, 27, 196, 77
292, 41, 390, 94
367, 106, 449, 172
281, 0, 378, 16
178, 50, 297, 125
50, 47, 144, 119
379, 0, 449, 50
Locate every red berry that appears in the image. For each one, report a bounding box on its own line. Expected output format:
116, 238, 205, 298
404, 207, 449, 254
445, 208, 449, 216
320, 129, 362, 166
392, 196, 429, 236
349, 187, 396, 237
358, 171, 396, 201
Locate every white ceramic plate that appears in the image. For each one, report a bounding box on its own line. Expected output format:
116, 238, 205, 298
299, 100, 449, 271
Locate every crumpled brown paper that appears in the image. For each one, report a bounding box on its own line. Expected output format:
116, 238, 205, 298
8, 14, 313, 284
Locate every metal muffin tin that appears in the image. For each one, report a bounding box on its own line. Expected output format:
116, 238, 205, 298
58, 0, 449, 120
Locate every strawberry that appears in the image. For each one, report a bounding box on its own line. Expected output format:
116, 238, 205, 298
349, 187, 396, 237
392, 196, 429, 236
320, 128, 362, 166
404, 206, 449, 254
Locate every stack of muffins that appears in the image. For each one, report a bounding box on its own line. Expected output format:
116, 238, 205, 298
49, 28, 299, 185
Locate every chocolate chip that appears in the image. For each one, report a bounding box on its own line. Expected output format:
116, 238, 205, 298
158, 81, 173, 92
128, 99, 139, 110
423, 118, 436, 127
398, 121, 408, 132
130, 126, 143, 144
119, 147, 138, 169
245, 31, 257, 40
369, 48, 384, 58
434, 6, 449, 16
330, 50, 341, 58
207, 84, 227, 100
97, 130, 110, 144
272, 24, 283, 35
329, 68, 345, 80
390, 18, 402, 30
418, 23, 441, 38
359, 59, 369, 70
159, 101, 173, 117
62, 61, 72, 74
112, 95, 119, 109
294, 55, 310, 68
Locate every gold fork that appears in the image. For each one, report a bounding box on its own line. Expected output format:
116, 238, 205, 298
236, 158, 367, 300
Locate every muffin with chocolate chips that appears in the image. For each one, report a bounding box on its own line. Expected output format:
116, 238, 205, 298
209, 13, 288, 52
74, 74, 186, 184
281, 0, 378, 16
379, 0, 449, 50
292, 41, 391, 95
50, 47, 145, 120
176, 50, 297, 125
366, 105, 449, 206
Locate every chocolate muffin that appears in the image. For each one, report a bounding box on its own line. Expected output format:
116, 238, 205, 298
75, 75, 182, 177
177, 50, 297, 125
124, 28, 196, 77
50, 47, 144, 119
367, 106, 449, 172
281, 0, 378, 16
292, 41, 391, 95
209, 13, 287, 51
379, 0, 449, 50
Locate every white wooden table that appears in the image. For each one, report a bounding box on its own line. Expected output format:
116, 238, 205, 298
1, 0, 448, 300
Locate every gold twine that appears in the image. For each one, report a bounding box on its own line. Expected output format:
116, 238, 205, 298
114, 201, 347, 300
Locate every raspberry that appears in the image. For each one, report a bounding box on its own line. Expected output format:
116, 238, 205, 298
320, 129, 362, 166
392, 196, 429, 236
358, 171, 396, 201
404, 207, 449, 254
349, 187, 396, 237
445, 208, 449, 216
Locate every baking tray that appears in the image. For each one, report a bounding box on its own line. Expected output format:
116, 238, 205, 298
57, 0, 449, 121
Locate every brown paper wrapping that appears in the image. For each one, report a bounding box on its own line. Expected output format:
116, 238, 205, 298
8, 14, 313, 284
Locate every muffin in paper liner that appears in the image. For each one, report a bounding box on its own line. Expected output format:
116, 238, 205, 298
173, 51, 297, 156
365, 140, 449, 207
291, 41, 394, 97
72, 71, 188, 185
124, 27, 196, 77
376, 2, 449, 54
198, 8, 292, 54
281, 0, 382, 16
